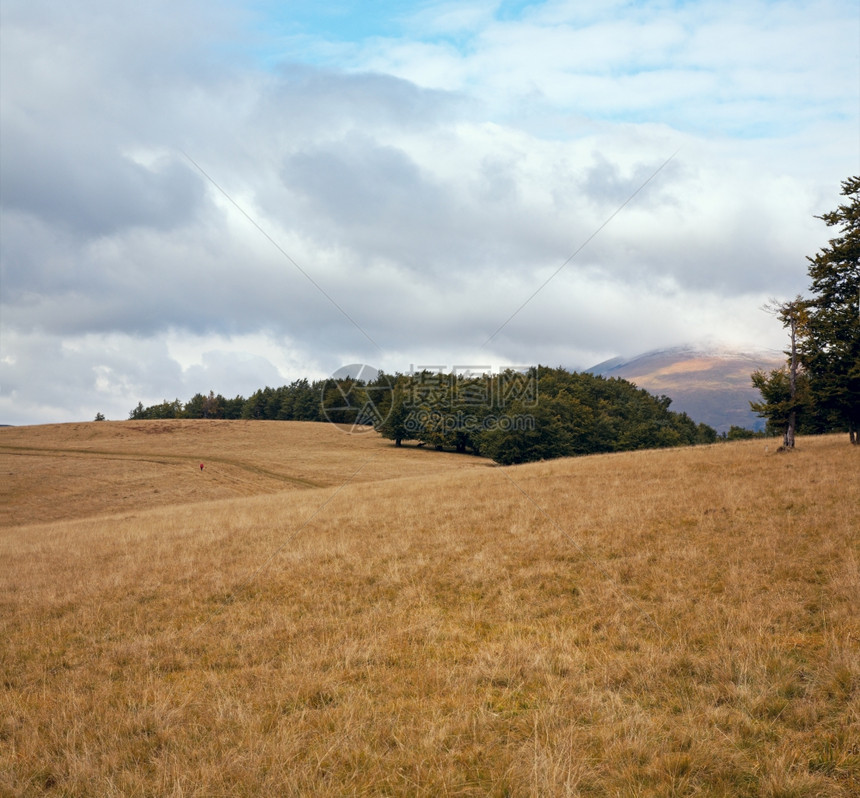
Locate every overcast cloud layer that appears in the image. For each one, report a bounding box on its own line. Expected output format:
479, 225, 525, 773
1, 0, 858, 424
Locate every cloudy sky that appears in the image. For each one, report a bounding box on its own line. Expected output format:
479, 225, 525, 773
1, 0, 858, 425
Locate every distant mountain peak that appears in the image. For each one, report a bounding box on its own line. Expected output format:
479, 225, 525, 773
587, 346, 785, 433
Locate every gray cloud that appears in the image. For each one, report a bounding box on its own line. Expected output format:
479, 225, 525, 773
2, 138, 205, 237
0, 0, 855, 425
281, 135, 443, 241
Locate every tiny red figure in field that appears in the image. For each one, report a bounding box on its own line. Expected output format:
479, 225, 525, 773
199, 463, 204, 471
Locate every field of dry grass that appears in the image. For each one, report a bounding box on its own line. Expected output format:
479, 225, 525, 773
0, 420, 494, 526
1, 422, 858, 796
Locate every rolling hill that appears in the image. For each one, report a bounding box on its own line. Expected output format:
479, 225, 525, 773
0, 419, 495, 526
1, 421, 857, 796
589, 346, 786, 433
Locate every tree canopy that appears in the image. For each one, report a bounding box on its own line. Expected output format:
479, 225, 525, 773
375, 366, 715, 463
753, 176, 860, 444
802, 176, 860, 443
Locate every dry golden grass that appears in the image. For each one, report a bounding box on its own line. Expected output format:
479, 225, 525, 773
1, 423, 858, 796
0, 420, 494, 526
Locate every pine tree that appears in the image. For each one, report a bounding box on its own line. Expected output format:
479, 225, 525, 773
803, 177, 860, 444
752, 298, 806, 448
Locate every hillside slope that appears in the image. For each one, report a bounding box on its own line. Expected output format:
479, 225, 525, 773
589, 347, 785, 433
0, 419, 494, 526
2, 426, 858, 796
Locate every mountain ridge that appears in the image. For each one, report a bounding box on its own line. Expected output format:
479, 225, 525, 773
587, 346, 786, 433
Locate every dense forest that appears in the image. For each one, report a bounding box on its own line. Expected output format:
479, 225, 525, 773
129, 366, 717, 465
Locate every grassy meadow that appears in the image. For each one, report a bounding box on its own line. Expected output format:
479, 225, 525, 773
1, 421, 858, 796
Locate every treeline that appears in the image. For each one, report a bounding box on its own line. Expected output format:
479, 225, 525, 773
128, 380, 329, 422
377, 366, 716, 464
130, 367, 718, 465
